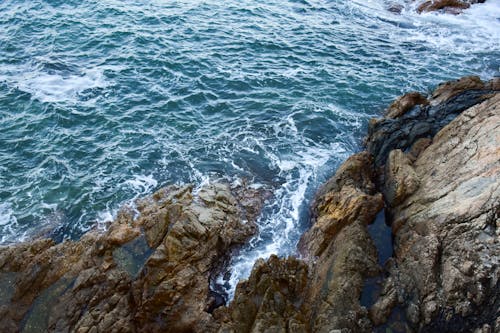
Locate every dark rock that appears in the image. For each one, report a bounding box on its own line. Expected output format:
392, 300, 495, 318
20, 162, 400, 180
366, 76, 499, 166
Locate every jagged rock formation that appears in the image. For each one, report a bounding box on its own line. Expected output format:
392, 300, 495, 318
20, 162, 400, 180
366, 76, 499, 167
369, 84, 500, 332
0, 182, 266, 332
0, 76, 498, 333
214, 152, 384, 333
220, 76, 499, 332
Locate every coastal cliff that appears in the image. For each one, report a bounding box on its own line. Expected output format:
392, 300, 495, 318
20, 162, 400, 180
0, 76, 498, 332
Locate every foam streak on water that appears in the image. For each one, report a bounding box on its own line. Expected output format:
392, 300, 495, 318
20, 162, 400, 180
0, 0, 498, 295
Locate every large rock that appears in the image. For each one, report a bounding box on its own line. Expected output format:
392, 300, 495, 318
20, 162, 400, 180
0, 181, 266, 333
370, 91, 500, 331
0, 76, 498, 333
216, 255, 309, 333
299, 152, 384, 333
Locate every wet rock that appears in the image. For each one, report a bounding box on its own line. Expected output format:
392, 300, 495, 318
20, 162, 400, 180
218, 255, 309, 333
299, 152, 383, 332
418, 0, 487, 13
300, 152, 383, 332
366, 76, 499, 166
299, 152, 383, 257
217, 152, 384, 333
0, 181, 266, 333
384, 92, 428, 119
387, 3, 405, 14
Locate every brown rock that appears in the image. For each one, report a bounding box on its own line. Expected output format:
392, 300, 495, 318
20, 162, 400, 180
384, 149, 420, 207
220, 255, 309, 333
297, 151, 383, 332
385, 92, 428, 119
0, 180, 266, 333
378, 93, 500, 331
417, 0, 471, 13
299, 152, 383, 258
430, 75, 485, 105
408, 137, 432, 162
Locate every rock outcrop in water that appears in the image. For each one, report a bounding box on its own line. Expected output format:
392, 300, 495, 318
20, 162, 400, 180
368, 79, 500, 332
213, 152, 384, 332
387, 0, 487, 14
0, 76, 498, 332
416, 0, 486, 14
0, 182, 267, 332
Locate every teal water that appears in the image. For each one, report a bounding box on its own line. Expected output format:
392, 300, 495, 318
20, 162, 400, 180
0, 0, 499, 295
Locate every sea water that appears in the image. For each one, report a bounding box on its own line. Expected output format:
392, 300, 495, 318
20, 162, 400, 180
0, 0, 498, 298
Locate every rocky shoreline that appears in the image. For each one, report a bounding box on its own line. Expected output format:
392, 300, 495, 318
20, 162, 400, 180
0, 76, 499, 332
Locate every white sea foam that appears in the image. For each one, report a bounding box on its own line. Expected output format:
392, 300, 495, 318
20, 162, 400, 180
222, 140, 340, 299
0, 65, 108, 103
0, 203, 16, 227
124, 174, 158, 198
96, 209, 117, 231
403, 1, 499, 55
0, 202, 28, 244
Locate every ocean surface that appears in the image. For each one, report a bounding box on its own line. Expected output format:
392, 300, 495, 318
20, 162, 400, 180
1, 0, 499, 298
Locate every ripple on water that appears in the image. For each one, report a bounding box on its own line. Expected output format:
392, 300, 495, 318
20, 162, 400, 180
0, 0, 498, 296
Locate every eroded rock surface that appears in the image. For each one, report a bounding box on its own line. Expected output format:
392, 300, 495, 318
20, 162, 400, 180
213, 152, 384, 333
371, 92, 500, 332
223, 76, 499, 333
0, 181, 266, 333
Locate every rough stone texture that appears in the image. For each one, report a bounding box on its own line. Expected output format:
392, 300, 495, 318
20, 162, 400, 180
384, 149, 420, 207
366, 76, 499, 166
371, 92, 500, 331
214, 152, 384, 333
0, 181, 266, 333
216, 255, 309, 333
385, 92, 428, 119
300, 152, 383, 257
300, 153, 384, 333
